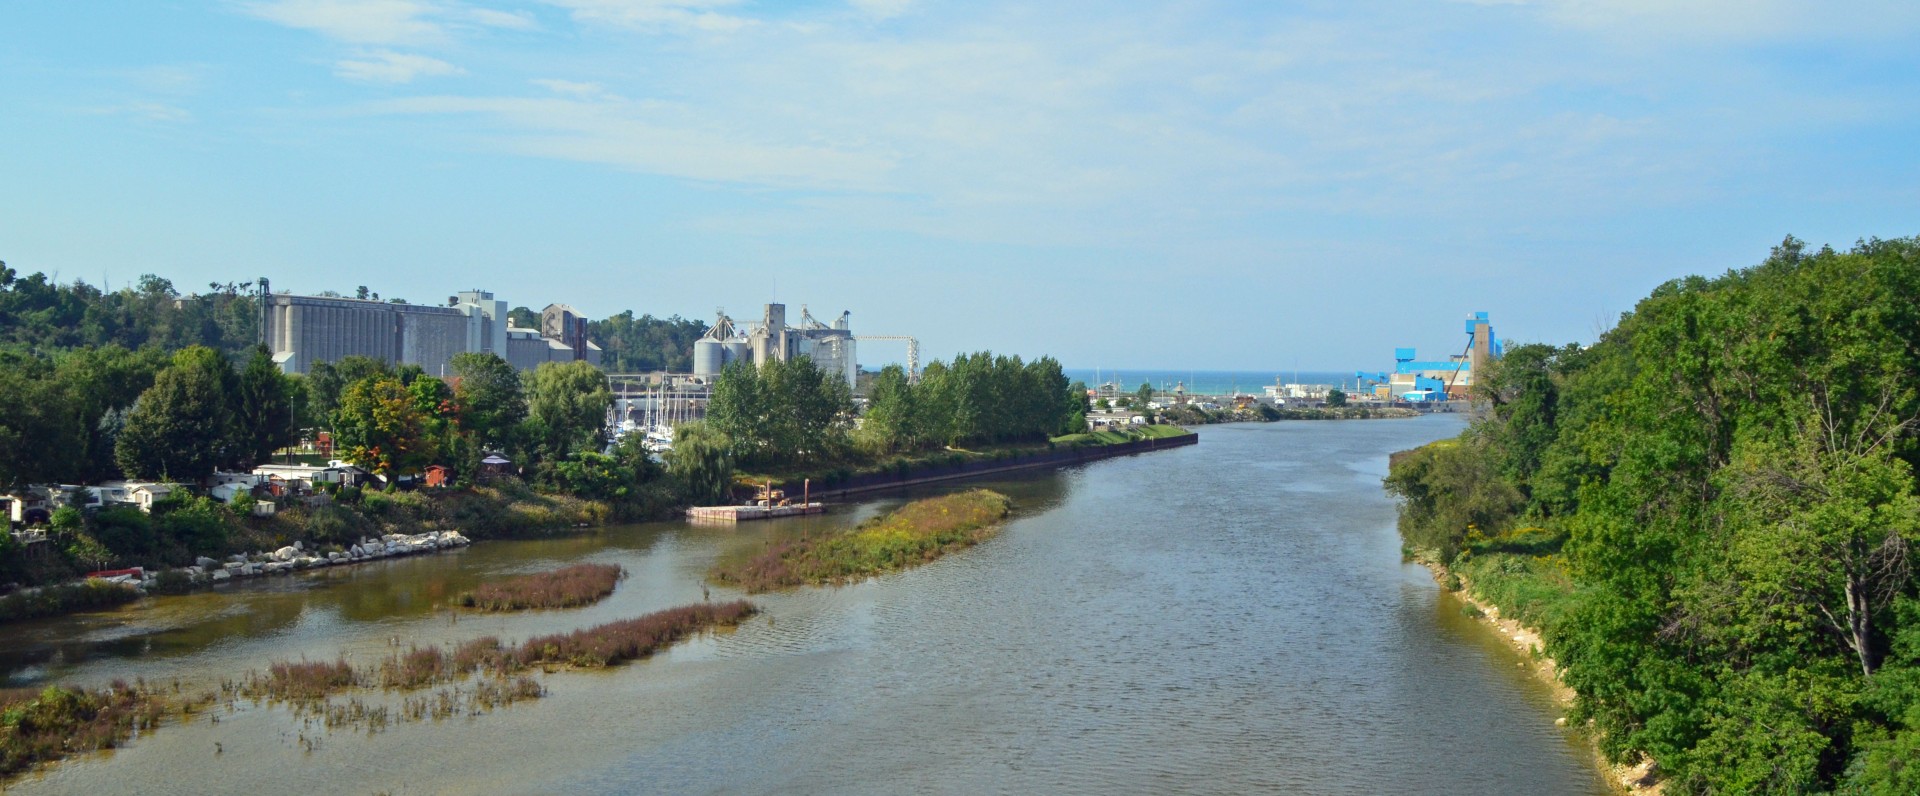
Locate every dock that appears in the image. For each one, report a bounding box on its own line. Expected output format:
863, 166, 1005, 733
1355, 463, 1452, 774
685, 503, 827, 523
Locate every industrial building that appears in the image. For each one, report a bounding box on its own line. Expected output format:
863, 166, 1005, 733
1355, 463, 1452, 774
1379, 311, 1501, 402
265, 289, 601, 375
691, 303, 858, 389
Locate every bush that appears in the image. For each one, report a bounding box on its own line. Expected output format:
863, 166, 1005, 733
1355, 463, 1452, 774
0, 580, 140, 622
148, 569, 196, 595
458, 564, 625, 611
709, 489, 1012, 592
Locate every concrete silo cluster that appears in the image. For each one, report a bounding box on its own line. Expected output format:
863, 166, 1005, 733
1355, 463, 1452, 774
692, 303, 857, 390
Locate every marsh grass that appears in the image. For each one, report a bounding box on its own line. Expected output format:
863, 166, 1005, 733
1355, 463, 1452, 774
0, 679, 207, 778
240, 601, 756, 705
457, 563, 625, 611
709, 489, 1012, 592
10, 601, 754, 781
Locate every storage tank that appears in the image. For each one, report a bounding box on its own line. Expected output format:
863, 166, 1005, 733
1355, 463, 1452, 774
693, 339, 724, 378
724, 340, 750, 367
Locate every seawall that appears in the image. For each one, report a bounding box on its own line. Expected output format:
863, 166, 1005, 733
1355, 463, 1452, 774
780, 432, 1198, 501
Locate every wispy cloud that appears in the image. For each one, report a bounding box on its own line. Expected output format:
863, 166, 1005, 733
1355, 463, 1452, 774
465, 7, 539, 29
540, 0, 757, 33
242, 0, 446, 45
530, 78, 608, 97
848, 0, 912, 20
89, 101, 195, 123
363, 94, 894, 188
335, 51, 466, 83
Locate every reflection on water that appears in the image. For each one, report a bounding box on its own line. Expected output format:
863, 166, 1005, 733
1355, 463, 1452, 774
5, 416, 1609, 795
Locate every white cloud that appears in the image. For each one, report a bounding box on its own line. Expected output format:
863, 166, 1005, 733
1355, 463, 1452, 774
363, 94, 894, 188
530, 78, 609, 97
1468, 0, 1920, 43
334, 51, 466, 83
849, 0, 912, 20
541, 0, 757, 33
465, 7, 540, 29
242, 0, 445, 44
88, 101, 194, 122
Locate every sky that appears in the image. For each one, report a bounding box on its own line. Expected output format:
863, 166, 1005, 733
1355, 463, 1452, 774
2, 1, 1916, 371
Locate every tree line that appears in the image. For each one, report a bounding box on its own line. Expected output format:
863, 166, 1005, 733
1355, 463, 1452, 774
691, 351, 1088, 473
1386, 236, 1920, 794
0, 262, 712, 378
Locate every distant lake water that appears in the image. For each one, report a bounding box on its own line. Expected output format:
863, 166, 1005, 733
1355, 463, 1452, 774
3, 415, 1607, 795
1065, 368, 1359, 396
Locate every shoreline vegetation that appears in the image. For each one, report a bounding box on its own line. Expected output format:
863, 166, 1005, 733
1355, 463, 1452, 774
708, 490, 1012, 592
1403, 528, 1655, 793
1383, 237, 1920, 795
457, 563, 625, 611
0, 601, 755, 780
0, 579, 140, 623
0, 680, 214, 780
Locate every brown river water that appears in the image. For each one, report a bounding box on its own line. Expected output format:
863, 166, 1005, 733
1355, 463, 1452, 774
1, 415, 1610, 794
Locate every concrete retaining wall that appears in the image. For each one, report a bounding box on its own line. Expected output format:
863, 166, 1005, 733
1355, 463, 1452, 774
778, 432, 1198, 501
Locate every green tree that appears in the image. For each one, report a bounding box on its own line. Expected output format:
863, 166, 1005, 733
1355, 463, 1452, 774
333, 374, 435, 482
525, 359, 613, 460
667, 421, 733, 505
0, 358, 79, 489
449, 352, 525, 449
115, 346, 239, 481
707, 357, 851, 467
1325, 388, 1348, 408
235, 346, 296, 467
859, 364, 921, 455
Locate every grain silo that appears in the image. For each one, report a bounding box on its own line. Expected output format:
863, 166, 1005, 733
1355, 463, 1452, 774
694, 309, 739, 379
693, 339, 725, 378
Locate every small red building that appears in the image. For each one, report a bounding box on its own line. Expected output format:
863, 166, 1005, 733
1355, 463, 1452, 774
424, 465, 452, 488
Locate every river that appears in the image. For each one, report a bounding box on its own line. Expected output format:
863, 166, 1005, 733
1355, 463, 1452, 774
1, 415, 1610, 794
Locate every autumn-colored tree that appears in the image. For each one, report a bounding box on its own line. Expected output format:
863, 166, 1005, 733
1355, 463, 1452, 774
333, 374, 435, 482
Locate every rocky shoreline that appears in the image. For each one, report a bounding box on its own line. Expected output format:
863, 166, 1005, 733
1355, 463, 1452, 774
141, 530, 474, 589
1423, 562, 1660, 796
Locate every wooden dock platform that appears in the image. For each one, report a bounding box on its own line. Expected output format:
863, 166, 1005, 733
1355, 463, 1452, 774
685, 503, 827, 523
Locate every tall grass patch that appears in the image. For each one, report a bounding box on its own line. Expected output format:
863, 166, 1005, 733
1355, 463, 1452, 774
709, 489, 1012, 592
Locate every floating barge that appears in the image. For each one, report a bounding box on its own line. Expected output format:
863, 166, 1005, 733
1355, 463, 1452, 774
685, 503, 827, 523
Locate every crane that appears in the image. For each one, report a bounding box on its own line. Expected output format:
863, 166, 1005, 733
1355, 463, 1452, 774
855, 335, 919, 384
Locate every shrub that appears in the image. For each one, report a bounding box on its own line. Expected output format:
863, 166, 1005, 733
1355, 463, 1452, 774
148, 569, 195, 595
710, 489, 1012, 592
458, 564, 624, 612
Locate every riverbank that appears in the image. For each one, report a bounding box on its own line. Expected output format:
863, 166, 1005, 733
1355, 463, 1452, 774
1415, 546, 1658, 796
761, 427, 1196, 501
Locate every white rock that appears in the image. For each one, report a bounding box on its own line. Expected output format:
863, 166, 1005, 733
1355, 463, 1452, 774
273, 546, 299, 562
195, 556, 219, 569
211, 570, 231, 582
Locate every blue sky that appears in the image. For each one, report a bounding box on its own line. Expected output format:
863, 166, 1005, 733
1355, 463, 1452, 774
3, 1, 1916, 370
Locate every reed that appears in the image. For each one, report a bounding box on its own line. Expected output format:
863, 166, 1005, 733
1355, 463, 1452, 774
0, 681, 178, 778
512, 601, 757, 668
709, 489, 1012, 592
457, 563, 624, 612
243, 659, 360, 704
